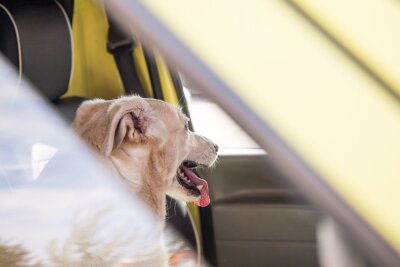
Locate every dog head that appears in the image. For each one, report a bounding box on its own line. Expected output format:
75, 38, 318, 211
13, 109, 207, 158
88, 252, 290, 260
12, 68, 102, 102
73, 96, 218, 208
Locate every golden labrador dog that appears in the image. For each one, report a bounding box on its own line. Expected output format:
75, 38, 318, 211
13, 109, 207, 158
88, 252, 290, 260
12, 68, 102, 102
72, 96, 218, 220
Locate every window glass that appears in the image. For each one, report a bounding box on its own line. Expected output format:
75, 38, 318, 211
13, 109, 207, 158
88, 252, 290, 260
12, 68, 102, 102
0, 56, 193, 266
183, 80, 260, 150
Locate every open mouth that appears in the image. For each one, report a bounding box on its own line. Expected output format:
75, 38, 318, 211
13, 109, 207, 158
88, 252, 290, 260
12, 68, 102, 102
177, 160, 210, 207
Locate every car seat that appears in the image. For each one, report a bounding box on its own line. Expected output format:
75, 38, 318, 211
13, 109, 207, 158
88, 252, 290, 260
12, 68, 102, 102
0, 0, 202, 260
0, 0, 84, 122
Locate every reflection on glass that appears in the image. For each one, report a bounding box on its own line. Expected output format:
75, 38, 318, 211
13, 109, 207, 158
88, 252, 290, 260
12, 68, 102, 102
31, 143, 58, 180
0, 240, 41, 267
48, 208, 133, 266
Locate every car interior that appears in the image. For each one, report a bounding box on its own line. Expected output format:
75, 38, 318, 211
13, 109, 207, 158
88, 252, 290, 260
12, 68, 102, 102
198, 153, 319, 267
0, 1, 321, 266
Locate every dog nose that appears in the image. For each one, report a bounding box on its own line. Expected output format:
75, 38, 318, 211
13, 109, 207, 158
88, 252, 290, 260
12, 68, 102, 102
213, 143, 219, 153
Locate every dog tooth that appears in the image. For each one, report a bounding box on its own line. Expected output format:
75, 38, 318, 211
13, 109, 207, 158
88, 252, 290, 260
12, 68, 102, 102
196, 185, 204, 190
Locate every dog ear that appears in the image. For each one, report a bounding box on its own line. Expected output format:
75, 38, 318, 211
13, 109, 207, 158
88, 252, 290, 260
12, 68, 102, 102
73, 96, 150, 157
103, 106, 149, 156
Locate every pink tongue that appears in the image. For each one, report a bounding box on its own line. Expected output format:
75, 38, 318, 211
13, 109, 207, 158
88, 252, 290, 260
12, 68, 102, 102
181, 165, 210, 207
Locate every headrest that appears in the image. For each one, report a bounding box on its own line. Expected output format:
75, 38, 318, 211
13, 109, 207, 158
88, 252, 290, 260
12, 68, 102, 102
0, 0, 73, 101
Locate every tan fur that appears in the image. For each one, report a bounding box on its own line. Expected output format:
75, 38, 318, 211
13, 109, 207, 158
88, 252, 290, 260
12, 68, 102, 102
72, 96, 218, 219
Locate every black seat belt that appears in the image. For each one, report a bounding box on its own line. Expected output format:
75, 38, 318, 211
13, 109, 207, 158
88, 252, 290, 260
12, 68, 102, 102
106, 18, 145, 97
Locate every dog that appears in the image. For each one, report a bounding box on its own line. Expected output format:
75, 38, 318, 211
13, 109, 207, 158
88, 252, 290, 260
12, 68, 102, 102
72, 95, 218, 220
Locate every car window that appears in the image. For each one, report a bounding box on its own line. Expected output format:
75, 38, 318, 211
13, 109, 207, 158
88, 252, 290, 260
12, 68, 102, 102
0, 56, 194, 266
183, 81, 260, 151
